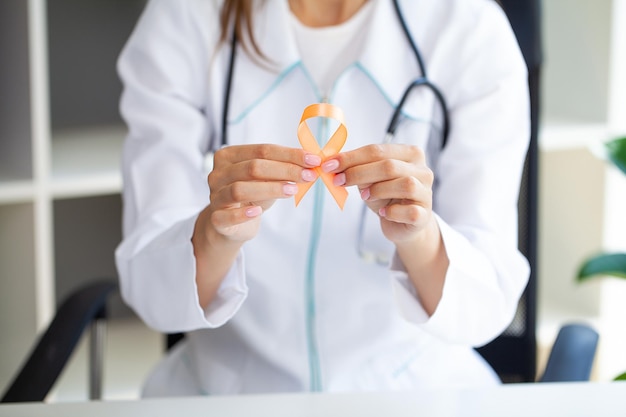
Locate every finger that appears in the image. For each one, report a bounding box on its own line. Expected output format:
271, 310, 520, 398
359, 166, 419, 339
214, 144, 321, 168
365, 176, 433, 204
230, 159, 318, 183
342, 159, 410, 187
209, 159, 318, 192
212, 205, 262, 225
322, 144, 425, 173
209, 205, 263, 239
337, 159, 433, 190
380, 203, 430, 227
211, 181, 299, 207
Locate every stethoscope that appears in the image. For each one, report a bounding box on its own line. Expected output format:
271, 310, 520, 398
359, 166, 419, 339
219, 0, 450, 265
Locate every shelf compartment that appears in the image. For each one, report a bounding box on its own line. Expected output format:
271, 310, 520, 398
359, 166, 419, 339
0, 203, 38, 391
53, 194, 129, 317
0, 0, 34, 183
47, 0, 146, 131
50, 126, 125, 199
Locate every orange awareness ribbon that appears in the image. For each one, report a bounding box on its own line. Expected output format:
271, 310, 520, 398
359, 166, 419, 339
295, 103, 348, 210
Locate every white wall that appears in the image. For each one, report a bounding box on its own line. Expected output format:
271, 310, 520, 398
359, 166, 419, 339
538, 0, 626, 381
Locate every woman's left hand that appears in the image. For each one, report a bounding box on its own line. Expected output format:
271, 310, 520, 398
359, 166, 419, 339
326, 143, 447, 314
322, 143, 435, 245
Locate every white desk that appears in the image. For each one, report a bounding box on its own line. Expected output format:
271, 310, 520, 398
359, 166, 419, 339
1, 382, 624, 417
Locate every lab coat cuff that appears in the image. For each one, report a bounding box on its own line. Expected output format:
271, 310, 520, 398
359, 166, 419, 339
201, 250, 248, 327
390, 214, 501, 345
390, 272, 430, 324
119, 215, 247, 332
388, 234, 432, 325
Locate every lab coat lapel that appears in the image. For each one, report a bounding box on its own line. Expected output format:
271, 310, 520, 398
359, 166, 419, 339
227, 1, 302, 121
358, 0, 421, 109
227, 0, 425, 121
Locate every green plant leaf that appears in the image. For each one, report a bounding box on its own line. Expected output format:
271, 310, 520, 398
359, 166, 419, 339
605, 136, 626, 176
614, 372, 626, 381
577, 253, 626, 282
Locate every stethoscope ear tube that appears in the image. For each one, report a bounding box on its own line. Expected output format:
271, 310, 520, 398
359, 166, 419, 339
385, 79, 428, 137
390, 0, 450, 149
385, 78, 450, 149
428, 80, 450, 148
221, 29, 238, 148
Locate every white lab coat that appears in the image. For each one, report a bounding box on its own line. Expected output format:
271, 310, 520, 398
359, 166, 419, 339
115, 0, 530, 396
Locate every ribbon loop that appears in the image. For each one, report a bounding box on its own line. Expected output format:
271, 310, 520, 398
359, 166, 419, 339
295, 103, 348, 209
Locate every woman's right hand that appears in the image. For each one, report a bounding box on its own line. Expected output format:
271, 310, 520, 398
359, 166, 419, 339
192, 144, 321, 307
204, 143, 321, 242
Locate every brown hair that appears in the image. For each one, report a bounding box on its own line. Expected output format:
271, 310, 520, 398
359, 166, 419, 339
219, 0, 264, 58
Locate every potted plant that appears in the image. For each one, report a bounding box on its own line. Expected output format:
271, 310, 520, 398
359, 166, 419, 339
576, 135, 626, 380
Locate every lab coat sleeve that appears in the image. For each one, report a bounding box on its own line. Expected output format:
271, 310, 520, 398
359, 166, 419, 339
391, 2, 531, 347
114, 0, 248, 333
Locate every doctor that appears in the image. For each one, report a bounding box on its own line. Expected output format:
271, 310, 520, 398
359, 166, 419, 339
116, 0, 531, 396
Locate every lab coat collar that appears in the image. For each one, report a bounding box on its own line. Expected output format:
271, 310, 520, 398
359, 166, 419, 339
228, 0, 420, 120
250, 1, 300, 73
358, 0, 422, 105
227, 1, 300, 120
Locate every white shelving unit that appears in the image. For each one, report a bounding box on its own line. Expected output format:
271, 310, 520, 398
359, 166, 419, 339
0, 0, 146, 392
538, 0, 626, 381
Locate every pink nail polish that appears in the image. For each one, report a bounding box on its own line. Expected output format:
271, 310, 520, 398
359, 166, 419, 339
333, 173, 346, 186
378, 207, 386, 217
360, 188, 370, 200
304, 154, 322, 166
245, 206, 262, 217
322, 159, 340, 172
283, 184, 298, 195
301, 169, 317, 182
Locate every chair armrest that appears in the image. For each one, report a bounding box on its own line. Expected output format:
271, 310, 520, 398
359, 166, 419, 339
1, 279, 118, 403
539, 323, 599, 383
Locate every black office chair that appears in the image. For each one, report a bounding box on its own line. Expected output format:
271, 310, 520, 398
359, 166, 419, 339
474, 0, 542, 383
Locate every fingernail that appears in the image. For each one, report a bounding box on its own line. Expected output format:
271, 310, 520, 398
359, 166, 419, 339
245, 206, 262, 217
360, 188, 370, 200
301, 169, 318, 182
304, 154, 322, 166
333, 173, 346, 186
378, 207, 386, 217
321, 159, 340, 172
283, 183, 298, 195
